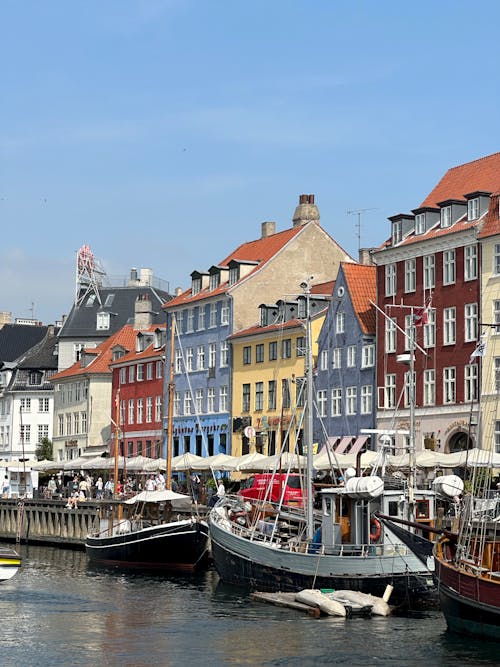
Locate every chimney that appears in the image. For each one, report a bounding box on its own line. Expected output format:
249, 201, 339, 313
358, 248, 375, 265
130, 267, 138, 283
261, 221, 276, 238
292, 194, 320, 227
134, 294, 153, 330
175, 286, 183, 297
140, 268, 153, 286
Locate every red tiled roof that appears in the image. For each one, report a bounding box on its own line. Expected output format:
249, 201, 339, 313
420, 152, 500, 208
341, 263, 376, 334
478, 192, 500, 239
311, 280, 335, 296
165, 225, 306, 308
52, 326, 138, 380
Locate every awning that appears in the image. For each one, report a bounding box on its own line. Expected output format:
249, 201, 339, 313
335, 437, 354, 454
348, 436, 369, 456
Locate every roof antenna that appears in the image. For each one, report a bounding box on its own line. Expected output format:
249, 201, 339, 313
347, 208, 377, 252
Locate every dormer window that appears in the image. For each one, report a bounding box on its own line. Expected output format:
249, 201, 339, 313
392, 220, 402, 244
192, 277, 201, 296
441, 205, 452, 228
209, 272, 220, 291
260, 307, 268, 327
112, 349, 124, 361
29, 371, 42, 386
415, 213, 425, 235
468, 197, 479, 221
96, 311, 110, 330
229, 265, 239, 285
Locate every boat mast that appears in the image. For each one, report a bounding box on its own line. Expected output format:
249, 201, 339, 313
113, 388, 120, 499
302, 279, 315, 540
165, 314, 176, 491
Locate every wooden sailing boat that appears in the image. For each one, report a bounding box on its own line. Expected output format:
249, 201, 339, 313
85, 315, 210, 571
209, 282, 435, 606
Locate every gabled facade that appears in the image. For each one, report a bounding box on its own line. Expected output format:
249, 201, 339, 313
313, 262, 376, 446
372, 152, 500, 454
163, 194, 354, 458
109, 327, 166, 458
0, 326, 59, 461
230, 285, 331, 459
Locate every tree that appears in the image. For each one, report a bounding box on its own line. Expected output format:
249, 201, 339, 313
36, 437, 53, 461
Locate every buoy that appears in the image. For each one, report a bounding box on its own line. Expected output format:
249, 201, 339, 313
382, 584, 393, 602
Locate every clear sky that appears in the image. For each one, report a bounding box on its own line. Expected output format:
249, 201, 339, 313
2, 0, 500, 325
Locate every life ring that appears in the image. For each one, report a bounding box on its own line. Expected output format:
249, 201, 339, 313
370, 517, 381, 542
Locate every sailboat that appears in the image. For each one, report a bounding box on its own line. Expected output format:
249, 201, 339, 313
209, 282, 435, 606
85, 315, 210, 571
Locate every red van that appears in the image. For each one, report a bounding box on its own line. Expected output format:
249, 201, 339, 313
239, 473, 304, 507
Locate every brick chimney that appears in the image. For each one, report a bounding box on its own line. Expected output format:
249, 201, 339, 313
261, 221, 276, 238
134, 294, 154, 330
292, 194, 320, 227
358, 248, 375, 265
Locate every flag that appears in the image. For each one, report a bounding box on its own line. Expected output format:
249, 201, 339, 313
470, 335, 487, 363
413, 294, 432, 327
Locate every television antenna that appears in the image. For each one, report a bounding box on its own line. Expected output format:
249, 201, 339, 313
347, 208, 377, 251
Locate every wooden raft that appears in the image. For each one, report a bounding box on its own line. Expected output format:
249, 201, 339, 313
250, 592, 321, 617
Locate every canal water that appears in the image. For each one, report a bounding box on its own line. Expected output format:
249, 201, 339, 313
0, 543, 497, 667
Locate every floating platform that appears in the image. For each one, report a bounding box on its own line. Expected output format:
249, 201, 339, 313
251, 591, 321, 617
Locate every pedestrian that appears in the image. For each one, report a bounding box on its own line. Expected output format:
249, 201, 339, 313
191, 473, 200, 503
95, 477, 104, 499
47, 476, 57, 498
145, 475, 156, 492
217, 480, 226, 498
1, 475, 10, 499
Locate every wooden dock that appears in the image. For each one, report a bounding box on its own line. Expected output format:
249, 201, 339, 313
251, 591, 321, 617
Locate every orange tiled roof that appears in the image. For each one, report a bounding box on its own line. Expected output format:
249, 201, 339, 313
165, 225, 306, 308
420, 152, 500, 208
311, 280, 335, 296
341, 263, 376, 334
478, 192, 500, 239
52, 325, 138, 380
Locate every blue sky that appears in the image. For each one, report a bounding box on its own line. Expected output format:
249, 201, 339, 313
2, 0, 500, 324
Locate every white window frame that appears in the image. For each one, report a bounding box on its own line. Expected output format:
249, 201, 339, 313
423, 254, 435, 290
332, 347, 342, 369
320, 350, 328, 371
443, 367, 456, 404
468, 197, 479, 221
415, 213, 425, 235
464, 244, 478, 281
443, 307, 456, 345
385, 317, 397, 353
347, 345, 356, 367
346, 386, 357, 415
465, 364, 478, 403
385, 263, 396, 297
361, 344, 374, 368
360, 385, 372, 415
317, 389, 327, 418
197, 345, 205, 370
336, 312, 345, 334
404, 258, 416, 293
385, 374, 396, 409
464, 303, 478, 343
423, 369, 435, 406
207, 387, 215, 413
441, 205, 452, 228
331, 388, 342, 416
443, 249, 456, 285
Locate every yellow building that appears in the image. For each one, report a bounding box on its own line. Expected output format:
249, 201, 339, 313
230, 288, 330, 460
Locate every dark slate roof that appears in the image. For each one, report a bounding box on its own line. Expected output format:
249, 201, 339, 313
0, 324, 49, 365
58, 286, 171, 339
18, 327, 60, 370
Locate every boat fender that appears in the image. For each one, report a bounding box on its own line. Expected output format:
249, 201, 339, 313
370, 517, 381, 542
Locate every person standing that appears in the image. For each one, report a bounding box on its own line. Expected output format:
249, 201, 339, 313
47, 476, 57, 498
95, 477, 104, 500
1, 475, 10, 499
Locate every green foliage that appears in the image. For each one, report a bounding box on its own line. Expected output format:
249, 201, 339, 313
35, 437, 53, 461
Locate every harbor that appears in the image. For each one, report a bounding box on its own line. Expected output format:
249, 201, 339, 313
2, 542, 498, 667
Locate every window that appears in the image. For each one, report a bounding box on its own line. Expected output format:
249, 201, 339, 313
74, 343, 84, 362
220, 341, 228, 367
443, 249, 456, 285
443, 367, 456, 404
361, 344, 374, 368
120, 400, 125, 425
96, 312, 110, 330
221, 301, 229, 325
336, 312, 345, 334
38, 398, 49, 413
405, 258, 416, 292
75, 383, 81, 401
296, 336, 305, 356
385, 374, 396, 409
192, 277, 201, 296
317, 389, 327, 417
186, 308, 194, 332
209, 303, 217, 328
331, 388, 342, 416
415, 213, 425, 235
38, 424, 49, 442
360, 385, 372, 414
207, 388, 215, 413
20, 398, 31, 412
347, 345, 356, 367
137, 398, 143, 424
494, 244, 500, 275
464, 303, 478, 342
73, 413, 79, 434
423, 254, 435, 290
207, 342, 216, 369
464, 244, 478, 281
392, 220, 402, 244
405, 315, 416, 351
296, 378, 305, 407
268, 379, 277, 411
195, 389, 203, 414
269, 341, 277, 361
66, 413, 72, 436
119, 367, 126, 384
243, 346, 252, 365
281, 339, 292, 359
495, 358, 500, 393
146, 396, 153, 422
29, 371, 42, 385
494, 301, 500, 333
129, 366, 135, 383
20, 424, 31, 443
404, 371, 416, 407
229, 266, 239, 285
184, 392, 192, 415
128, 399, 134, 424
58, 414, 64, 436
385, 264, 396, 296
424, 309, 436, 348
282, 379, 291, 408
332, 347, 342, 369
441, 205, 452, 228
209, 272, 220, 291
219, 386, 228, 412
346, 387, 357, 415
465, 364, 478, 402
81, 411, 87, 432
443, 307, 456, 345
255, 382, 264, 411
146, 362, 153, 380
175, 312, 183, 334
173, 392, 180, 417
242, 384, 250, 412
423, 370, 435, 406
186, 347, 193, 371
196, 305, 205, 331
156, 360, 163, 378
495, 421, 500, 454
197, 346, 205, 370
385, 317, 397, 353
320, 350, 328, 371
255, 343, 264, 363
468, 197, 479, 220
137, 364, 144, 381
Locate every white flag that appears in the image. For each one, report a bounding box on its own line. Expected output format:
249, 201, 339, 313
470, 335, 487, 363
